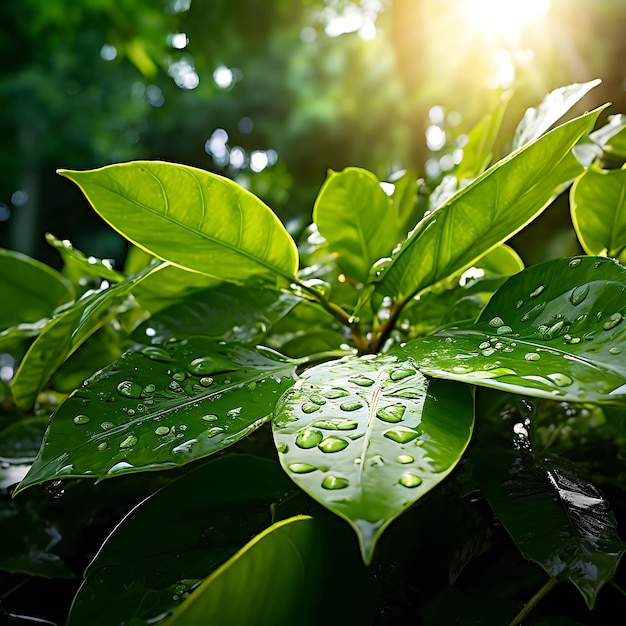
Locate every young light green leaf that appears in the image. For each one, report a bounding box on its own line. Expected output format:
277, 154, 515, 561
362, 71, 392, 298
473, 448, 625, 608
313, 167, 402, 283
375, 107, 605, 305
571, 165, 626, 262
14, 338, 298, 494
272, 353, 474, 564
0, 248, 74, 329
400, 257, 626, 404
59, 161, 299, 285
512, 79, 600, 150
10, 263, 166, 410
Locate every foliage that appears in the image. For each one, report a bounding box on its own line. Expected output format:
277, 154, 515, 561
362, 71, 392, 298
2, 83, 626, 625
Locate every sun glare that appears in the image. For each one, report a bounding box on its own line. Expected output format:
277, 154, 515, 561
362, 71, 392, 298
464, 0, 551, 42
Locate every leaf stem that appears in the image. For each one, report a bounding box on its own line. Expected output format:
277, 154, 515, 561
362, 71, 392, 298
508, 577, 559, 626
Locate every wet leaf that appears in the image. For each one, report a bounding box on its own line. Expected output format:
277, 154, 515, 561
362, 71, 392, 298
571, 165, 626, 262
0, 248, 73, 329
59, 161, 299, 285
10, 263, 165, 410
67, 455, 295, 626
374, 107, 604, 304
473, 449, 626, 608
401, 256, 626, 404
14, 338, 298, 493
272, 353, 474, 563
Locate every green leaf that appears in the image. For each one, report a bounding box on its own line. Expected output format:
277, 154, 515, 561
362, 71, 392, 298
512, 79, 600, 150
375, 107, 604, 304
14, 338, 297, 493
313, 167, 401, 283
0, 248, 73, 329
473, 449, 626, 608
272, 353, 474, 563
400, 256, 626, 404
67, 455, 295, 626
571, 165, 626, 262
59, 161, 299, 285
456, 90, 511, 181
10, 263, 165, 410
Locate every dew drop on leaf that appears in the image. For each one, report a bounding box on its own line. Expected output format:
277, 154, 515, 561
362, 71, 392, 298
323, 388, 349, 399
143, 383, 156, 394
349, 374, 375, 387
525, 352, 540, 361
390, 367, 416, 381
569, 285, 589, 306
521, 301, 546, 322
199, 377, 214, 387
73, 414, 90, 425
376, 403, 407, 423
530, 285, 544, 298
569, 258, 582, 268
384, 427, 419, 444
97, 442, 108, 451
141, 346, 172, 362
101, 421, 114, 430
397, 454, 414, 464
339, 400, 363, 412
288, 462, 317, 474
515, 300, 524, 309
207, 426, 225, 438
309, 393, 327, 405
609, 346, 622, 355
276, 441, 288, 453
496, 325, 513, 335
489, 316, 504, 328
119, 435, 138, 449
187, 357, 219, 375
117, 380, 143, 399
201, 414, 219, 422
295, 428, 324, 449
301, 402, 321, 414
547, 373, 573, 387
318, 436, 349, 453
155, 426, 170, 436
479, 341, 491, 350
399, 473, 422, 488
321, 475, 350, 490
603, 312, 623, 330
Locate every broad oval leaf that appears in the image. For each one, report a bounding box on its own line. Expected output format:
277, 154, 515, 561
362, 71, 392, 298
374, 107, 604, 304
571, 165, 626, 262
59, 161, 299, 285
14, 338, 298, 493
0, 248, 73, 329
272, 353, 474, 563
473, 448, 625, 608
400, 256, 626, 404
313, 167, 401, 283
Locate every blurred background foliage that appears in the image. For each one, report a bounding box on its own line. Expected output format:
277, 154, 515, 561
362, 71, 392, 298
1, 0, 625, 268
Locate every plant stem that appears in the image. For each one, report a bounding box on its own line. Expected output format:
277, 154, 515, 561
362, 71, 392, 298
509, 577, 559, 626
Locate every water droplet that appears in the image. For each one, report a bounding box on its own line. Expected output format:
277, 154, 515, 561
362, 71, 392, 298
296, 428, 324, 449
525, 352, 540, 361
390, 367, 416, 381
569, 285, 589, 306
323, 388, 349, 399
515, 300, 524, 309
397, 454, 414, 464
603, 313, 623, 330
73, 414, 90, 425
97, 442, 108, 451
199, 377, 214, 387
563, 334, 581, 344
321, 475, 350, 490
543, 320, 565, 340
384, 427, 419, 444
349, 374, 374, 387
339, 400, 363, 412
530, 285, 544, 298
311, 419, 358, 430
276, 441, 289, 453
246, 381, 257, 391
452, 365, 470, 373
318, 436, 349, 453
126, 408, 136, 417
489, 316, 504, 328
399, 473, 422, 488
188, 357, 219, 375
309, 393, 326, 405
481, 348, 496, 357
569, 258, 582, 268
143, 383, 156, 394
117, 380, 143, 399
609, 346, 622, 355
301, 402, 321, 414
202, 414, 219, 422
101, 421, 114, 430
547, 373, 573, 387
227, 407, 242, 418
141, 346, 172, 361
376, 403, 407, 423
288, 462, 317, 474
172, 371, 186, 382
479, 341, 491, 350
496, 325, 513, 335
119, 435, 138, 448
521, 301, 546, 322
155, 426, 170, 436
391, 389, 421, 399
207, 426, 225, 438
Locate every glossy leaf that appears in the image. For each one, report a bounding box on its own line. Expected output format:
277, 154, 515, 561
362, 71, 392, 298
0, 248, 73, 329
512, 80, 600, 150
14, 338, 298, 493
400, 256, 626, 404
10, 263, 165, 410
374, 107, 604, 304
571, 165, 626, 262
59, 161, 299, 285
473, 448, 625, 608
313, 167, 401, 283
67, 455, 296, 626
272, 353, 474, 563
